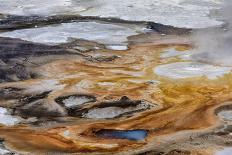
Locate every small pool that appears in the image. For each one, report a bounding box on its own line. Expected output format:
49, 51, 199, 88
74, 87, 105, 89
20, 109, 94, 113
218, 110, 232, 121
96, 129, 148, 141
216, 148, 232, 155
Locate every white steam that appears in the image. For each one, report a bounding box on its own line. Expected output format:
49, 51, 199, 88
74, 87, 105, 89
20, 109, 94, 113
191, 0, 232, 66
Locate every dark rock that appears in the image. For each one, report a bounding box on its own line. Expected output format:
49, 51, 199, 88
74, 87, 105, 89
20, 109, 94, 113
0, 87, 23, 99
19, 91, 51, 104
0, 14, 191, 35
137, 151, 165, 155
87, 55, 120, 62
0, 37, 65, 60
78, 96, 154, 119
17, 99, 66, 118
55, 94, 97, 117
166, 149, 191, 155
147, 22, 191, 35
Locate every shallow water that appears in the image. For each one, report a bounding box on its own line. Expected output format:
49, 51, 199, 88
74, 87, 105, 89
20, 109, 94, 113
0, 21, 142, 50
96, 129, 148, 141
218, 110, 232, 121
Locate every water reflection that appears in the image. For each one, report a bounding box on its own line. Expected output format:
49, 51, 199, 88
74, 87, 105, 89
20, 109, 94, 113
96, 129, 148, 141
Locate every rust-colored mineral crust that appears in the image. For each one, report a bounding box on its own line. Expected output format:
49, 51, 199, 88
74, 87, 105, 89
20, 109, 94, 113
0, 34, 231, 154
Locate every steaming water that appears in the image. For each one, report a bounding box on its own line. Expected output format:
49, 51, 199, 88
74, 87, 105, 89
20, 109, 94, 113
154, 62, 231, 79
160, 48, 191, 58
190, 1, 232, 67
0, 0, 223, 28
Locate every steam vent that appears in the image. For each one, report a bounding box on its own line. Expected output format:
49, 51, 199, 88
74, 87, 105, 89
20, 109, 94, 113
1, 0, 232, 155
